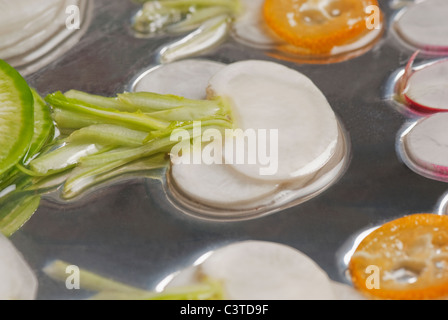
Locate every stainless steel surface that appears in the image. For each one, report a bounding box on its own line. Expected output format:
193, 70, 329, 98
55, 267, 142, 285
11, 0, 448, 299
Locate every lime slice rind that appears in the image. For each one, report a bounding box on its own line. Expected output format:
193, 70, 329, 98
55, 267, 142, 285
0, 60, 34, 176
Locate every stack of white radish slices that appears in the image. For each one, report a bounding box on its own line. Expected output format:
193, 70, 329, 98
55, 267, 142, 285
0, 0, 92, 74
0, 234, 37, 300
132, 60, 349, 220
159, 241, 363, 300
394, 0, 448, 54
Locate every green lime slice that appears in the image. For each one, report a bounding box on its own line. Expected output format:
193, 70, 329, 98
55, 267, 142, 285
0, 60, 33, 176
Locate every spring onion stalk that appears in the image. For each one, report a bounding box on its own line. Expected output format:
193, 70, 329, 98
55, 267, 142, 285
160, 14, 230, 63
79, 118, 233, 167
62, 154, 168, 200
44, 260, 224, 300
52, 108, 104, 132
29, 143, 114, 176
132, 0, 241, 35
64, 90, 133, 112
89, 280, 224, 300
117, 92, 224, 112
0, 82, 233, 235
66, 125, 148, 147
44, 260, 152, 294
165, 6, 234, 33
46, 92, 170, 132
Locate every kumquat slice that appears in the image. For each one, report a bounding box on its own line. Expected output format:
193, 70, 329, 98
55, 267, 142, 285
349, 214, 448, 300
263, 0, 381, 54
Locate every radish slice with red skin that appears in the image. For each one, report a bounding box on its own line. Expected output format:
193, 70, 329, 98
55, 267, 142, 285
398, 50, 420, 96
403, 58, 448, 113
403, 113, 448, 180
395, 0, 448, 53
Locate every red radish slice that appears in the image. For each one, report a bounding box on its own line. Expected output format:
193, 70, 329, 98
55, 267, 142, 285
403, 58, 448, 113
404, 113, 448, 179
395, 0, 448, 53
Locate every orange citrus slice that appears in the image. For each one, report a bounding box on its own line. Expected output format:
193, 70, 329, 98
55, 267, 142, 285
263, 0, 381, 54
349, 214, 448, 300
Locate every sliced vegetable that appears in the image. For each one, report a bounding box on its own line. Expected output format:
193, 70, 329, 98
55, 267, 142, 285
0, 59, 34, 176
23, 89, 54, 164
132, 0, 240, 35
44, 259, 224, 300
29, 143, 113, 176
0, 62, 235, 236
66, 125, 148, 147
63, 154, 168, 199
46, 92, 170, 132
398, 50, 419, 98
263, 0, 381, 54
131, 59, 224, 99
118, 91, 224, 113
0, 232, 37, 300
208, 60, 339, 182
403, 112, 448, 180
160, 14, 230, 63
349, 214, 448, 300
402, 58, 448, 113
172, 150, 279, 208
64, 90, 132, 112
0, 192, 40, 238
163, 241, 337, 299
52, 108, 103, 132
79, 118, 233, 167
395, 0, 448, 53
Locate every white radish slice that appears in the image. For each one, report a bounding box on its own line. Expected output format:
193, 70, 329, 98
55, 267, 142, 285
163, 241, 336, 300
132, 60, 278, 208
171, 150, 278, 208
0, 3, 62, 51
395, 0, 448, 52
232, 0, 282, 48
403, 112, 448, 179
132, 59, 225, 99
0, 0, 61, 34
0, 0, 92, 75
403, 59, 448, 112
0, 234, 38, 300
208, 60, 339, 182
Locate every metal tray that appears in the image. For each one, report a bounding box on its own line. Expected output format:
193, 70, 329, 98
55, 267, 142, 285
11, 0, 448, 299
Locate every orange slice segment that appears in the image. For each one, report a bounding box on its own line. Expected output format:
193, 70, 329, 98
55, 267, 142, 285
263, 0, 380, 54
349, 214, 448, 300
